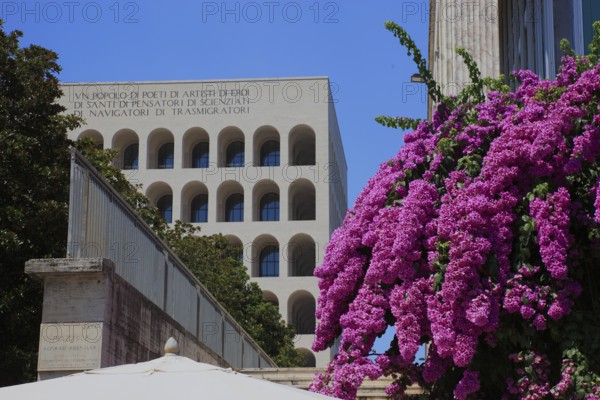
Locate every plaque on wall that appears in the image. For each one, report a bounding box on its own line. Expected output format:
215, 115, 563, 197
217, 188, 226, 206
38, 322, 103, 371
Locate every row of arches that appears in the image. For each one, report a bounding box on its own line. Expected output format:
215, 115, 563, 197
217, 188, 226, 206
226, 233, 317, 278
262, 290, 316, 336
147, 179, 316, 223
78, 125, 316, 170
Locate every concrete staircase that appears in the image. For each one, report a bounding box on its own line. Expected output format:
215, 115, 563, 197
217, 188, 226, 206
240, 368, 424, 399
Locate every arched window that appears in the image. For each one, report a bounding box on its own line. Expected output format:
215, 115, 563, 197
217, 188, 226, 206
227, 236, 244, 261
158, 143, 174, 169
263, 291, 279, 308
260, 140, 280, 166
259, 246, 279, 277
123, 144, 139, 170
289, 291, 316, 334
298, 349, 316, 368
289, 236, 316, 277
157, 195, 173, 223
78, 130, 104, 149
289, 180, 316, 221
260, 193, 279, 221
226, 141, 244, 167
225, 193, 244, 222
289, 126, 316, 166
234, 247, 243, 261
191, 194, 208, 223
192, 142, 209, 168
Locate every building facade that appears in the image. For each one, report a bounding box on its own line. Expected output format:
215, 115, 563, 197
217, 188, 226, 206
59, 77, 347, 368
428, 0, 600, 115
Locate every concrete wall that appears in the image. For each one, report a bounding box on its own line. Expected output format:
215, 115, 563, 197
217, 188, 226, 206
27, 258, 230, 380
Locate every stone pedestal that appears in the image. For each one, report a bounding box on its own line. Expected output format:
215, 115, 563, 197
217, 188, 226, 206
26, 258, 225, 381
26, 258, 110, 380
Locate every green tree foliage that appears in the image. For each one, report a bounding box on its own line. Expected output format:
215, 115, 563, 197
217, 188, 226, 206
0, 22, 81, 385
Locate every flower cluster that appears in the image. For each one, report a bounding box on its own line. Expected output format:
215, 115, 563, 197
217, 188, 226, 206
550, 360, 575, 398
530, 188, 572, 280
454, 370, 480, 400
504, 352, 552, 399
595, 179, 600, 224
311, 52, 600, 399
504, 267, 582, 329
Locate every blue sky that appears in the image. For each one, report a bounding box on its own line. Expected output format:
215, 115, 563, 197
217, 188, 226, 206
3, 0, 429, 357
3, 0, 430, 205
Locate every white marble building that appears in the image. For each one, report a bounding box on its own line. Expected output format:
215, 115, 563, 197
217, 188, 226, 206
60, 77, 347, 367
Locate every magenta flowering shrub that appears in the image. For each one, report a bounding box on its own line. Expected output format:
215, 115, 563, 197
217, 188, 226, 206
310, 22, 600, 400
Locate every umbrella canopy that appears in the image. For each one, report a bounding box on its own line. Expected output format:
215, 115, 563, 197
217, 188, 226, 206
0, 338, 337, 400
